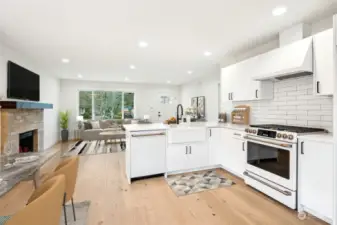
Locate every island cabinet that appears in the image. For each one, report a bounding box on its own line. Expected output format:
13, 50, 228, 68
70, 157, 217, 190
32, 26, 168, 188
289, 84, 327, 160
297, 137, 334, 224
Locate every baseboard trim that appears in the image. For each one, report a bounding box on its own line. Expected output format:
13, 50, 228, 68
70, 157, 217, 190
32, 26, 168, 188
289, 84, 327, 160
165, 164, 222, 178
219, 165, 244, 179
165, 165, 244, 180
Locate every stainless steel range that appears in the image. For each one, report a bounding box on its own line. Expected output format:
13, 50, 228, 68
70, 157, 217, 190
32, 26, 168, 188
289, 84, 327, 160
243, 124, 326, 209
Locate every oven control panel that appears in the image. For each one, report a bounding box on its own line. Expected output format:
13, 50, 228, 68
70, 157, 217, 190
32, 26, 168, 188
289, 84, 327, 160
245, 128, 297, 142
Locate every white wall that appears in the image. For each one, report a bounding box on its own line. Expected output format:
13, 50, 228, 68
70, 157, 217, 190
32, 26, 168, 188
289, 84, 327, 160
59, 79, 180, 137
180, 75, 220, 122
0, 42, 60, 150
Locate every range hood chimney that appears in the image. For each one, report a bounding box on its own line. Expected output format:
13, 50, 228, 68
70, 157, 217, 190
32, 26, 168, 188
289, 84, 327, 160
279, 23, 311, 47
252, 24, 313, 81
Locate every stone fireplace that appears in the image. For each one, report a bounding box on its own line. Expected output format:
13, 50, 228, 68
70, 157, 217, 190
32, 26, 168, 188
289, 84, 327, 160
19, 130, 38, 153
1, 109, 44, 155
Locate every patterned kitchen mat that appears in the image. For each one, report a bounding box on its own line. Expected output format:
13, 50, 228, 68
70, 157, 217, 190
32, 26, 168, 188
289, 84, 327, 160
166, 170, 235, 196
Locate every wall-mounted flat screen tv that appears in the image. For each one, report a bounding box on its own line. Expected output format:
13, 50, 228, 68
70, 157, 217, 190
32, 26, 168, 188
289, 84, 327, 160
7, 61, 40, 101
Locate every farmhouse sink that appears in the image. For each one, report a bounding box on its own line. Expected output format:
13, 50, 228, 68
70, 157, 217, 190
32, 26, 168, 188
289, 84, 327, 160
168, 125, 207, 144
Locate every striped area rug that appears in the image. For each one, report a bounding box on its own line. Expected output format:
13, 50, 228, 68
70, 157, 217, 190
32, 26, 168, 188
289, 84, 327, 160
79, 141, 123, 156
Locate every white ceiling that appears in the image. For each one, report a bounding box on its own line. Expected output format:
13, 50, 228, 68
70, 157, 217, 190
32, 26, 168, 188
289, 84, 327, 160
0, 0, 337, 85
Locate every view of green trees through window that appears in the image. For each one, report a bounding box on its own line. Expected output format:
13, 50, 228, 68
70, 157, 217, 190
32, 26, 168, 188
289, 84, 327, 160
79, 91, 135, 120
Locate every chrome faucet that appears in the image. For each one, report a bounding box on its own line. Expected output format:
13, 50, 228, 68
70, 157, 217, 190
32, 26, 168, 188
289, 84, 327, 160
176, 104, 183, 124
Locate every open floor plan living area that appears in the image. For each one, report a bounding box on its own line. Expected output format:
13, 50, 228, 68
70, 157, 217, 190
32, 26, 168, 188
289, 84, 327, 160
1, 1, 337, 225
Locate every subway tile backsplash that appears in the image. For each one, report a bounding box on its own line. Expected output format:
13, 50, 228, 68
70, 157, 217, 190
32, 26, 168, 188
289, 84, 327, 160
231, 76, 333, 132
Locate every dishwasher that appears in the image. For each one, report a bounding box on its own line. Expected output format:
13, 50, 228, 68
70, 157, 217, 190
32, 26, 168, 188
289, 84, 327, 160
129, 130, 166, 181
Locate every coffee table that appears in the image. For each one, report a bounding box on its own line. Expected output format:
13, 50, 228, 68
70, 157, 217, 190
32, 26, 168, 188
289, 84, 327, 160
99, 131, 126, 151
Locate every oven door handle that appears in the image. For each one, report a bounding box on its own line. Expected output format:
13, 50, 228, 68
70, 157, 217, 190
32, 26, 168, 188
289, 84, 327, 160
244, 136, 293, 150
244, 171, 292, 196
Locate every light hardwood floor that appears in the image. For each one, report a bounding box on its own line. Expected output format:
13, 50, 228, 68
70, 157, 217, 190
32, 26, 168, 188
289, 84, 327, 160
0, 143, 328, 225
74, 152, 327, 225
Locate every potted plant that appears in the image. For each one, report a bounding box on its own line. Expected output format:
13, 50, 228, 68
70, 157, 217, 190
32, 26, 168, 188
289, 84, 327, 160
60, 110, 70, 142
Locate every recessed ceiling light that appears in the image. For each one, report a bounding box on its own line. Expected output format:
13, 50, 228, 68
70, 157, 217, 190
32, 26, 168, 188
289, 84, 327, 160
138, 41, 148, 48
187, 70, 193, 74
62, 58, 70, 63
129, 65, 136, 69
125, 77, 129, 81
272, 6, 287, 16
204, 51, 212, 57
167, 80, 171, 84
77, 74, 83, 78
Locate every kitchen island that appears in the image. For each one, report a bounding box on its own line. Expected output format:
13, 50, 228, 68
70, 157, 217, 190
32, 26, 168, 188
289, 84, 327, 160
123, 122, 248, 184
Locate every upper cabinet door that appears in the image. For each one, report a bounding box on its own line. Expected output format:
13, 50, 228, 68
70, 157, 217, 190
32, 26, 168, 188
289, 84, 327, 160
221, 56, 274, 102
313, 28, 333, 96
244, 56, 273, 101
221, 64, 237, 102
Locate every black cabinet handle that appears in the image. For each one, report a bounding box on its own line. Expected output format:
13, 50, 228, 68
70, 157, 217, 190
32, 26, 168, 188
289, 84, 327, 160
317, 81, 320, 94
228, 93, 230, 100
189, 146, 192, 154
231, 93, 234, 100
209, 129, 212, 137
301, 142, 304, 154
255, 89, 258, 99
242, 142, 245, 151
185, 146, 188, 154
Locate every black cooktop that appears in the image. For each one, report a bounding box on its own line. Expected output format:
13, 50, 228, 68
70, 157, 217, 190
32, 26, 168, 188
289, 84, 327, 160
250, 124, 326, 133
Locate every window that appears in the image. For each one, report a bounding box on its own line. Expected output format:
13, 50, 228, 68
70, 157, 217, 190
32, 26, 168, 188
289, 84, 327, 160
79, 91, 135, 120
123, 92, 134, 119
79, 91, 92, 120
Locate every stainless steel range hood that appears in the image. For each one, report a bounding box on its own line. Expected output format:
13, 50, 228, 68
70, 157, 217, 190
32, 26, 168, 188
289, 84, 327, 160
252, 37, 313, 81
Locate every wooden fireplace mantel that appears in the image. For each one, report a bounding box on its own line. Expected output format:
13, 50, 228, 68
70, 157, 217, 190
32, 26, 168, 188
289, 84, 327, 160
0, 101, 53, 110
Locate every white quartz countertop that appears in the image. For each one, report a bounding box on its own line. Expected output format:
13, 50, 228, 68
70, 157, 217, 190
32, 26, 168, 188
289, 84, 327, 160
123, 122, 248, 132
298, 133, 333, 143
206, 122, 248, 131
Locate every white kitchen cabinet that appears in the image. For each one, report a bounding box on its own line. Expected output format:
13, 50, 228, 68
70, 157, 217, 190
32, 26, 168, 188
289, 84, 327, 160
250, 80, 274, 100
221, 64, 237, 103
220, 128, 232, 167
230, 135, 246, 177
313, 28, 333, 96
167, 144, 188, 172
220, 129, 246, 178
167, 142, 209, 172
221, 57, 273, 103
188, 142, 209, 169
298, 138, 333, 223
208, 128, 222, 165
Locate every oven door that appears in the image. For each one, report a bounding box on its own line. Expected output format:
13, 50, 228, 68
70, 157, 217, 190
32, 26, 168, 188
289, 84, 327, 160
245, 136, 297, 191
